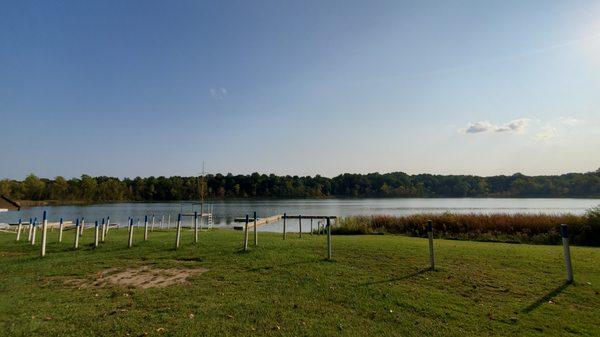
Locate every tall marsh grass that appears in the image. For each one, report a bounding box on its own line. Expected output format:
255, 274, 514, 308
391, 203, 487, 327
333, 207, 600, 246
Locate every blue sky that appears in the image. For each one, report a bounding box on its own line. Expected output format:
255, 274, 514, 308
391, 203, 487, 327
1, 0, 599, 179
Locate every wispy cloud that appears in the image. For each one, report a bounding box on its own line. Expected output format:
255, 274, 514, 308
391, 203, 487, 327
464, 121, 495, 134
462, 118, 530, 134
209, 87, 228, 100
534, 127, 557, 141
530, 116, 582, 141
558, 116, 580, 127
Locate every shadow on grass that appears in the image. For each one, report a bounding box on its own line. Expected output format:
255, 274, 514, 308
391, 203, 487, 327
522, 282, 571, 314
359, 268, 430, 286
247, 259, 322, 272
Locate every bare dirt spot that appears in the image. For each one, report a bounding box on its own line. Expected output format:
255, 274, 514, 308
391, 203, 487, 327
0, 251, 27, 257
67, 266, 208, 289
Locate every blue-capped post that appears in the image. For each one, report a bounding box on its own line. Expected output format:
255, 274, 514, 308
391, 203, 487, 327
144, 215, 148, 241
283, 213, 287, 240
560, 224, 574, 283
74, 218, 80, 249
101, 218, 106, 242
31, 217, 37, 245
40, 211, 48, 257
58, 218, 64, 242
92, 220, 99, 248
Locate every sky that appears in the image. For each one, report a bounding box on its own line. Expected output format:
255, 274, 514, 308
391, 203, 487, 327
1, 0, 599, 179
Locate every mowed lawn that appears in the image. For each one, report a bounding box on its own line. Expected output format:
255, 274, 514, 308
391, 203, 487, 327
0, 228, 599, 337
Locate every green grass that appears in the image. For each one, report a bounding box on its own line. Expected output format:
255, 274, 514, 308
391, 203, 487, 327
0, 228, 599, 337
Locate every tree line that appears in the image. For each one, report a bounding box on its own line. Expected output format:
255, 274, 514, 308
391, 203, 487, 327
1, 170, 600, 202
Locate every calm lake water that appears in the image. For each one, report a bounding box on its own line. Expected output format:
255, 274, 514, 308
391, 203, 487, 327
1, 198, 598, 232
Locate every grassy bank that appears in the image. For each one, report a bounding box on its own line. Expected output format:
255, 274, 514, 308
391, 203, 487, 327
1, 229, 599, 336
333, 209, 600, 246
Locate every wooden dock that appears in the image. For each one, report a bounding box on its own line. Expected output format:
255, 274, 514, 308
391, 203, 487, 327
233, 214, 283, 230
181, 213, 212, 217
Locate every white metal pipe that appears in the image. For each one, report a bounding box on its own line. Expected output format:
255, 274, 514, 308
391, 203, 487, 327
16, 219, 22, 241
94, 221, 99, 248
427, 220, 435, 270
243, 214, 249, 251
128, 218, 134, 248
194, 211, 198, 244
561, 224, 574, 283
327, 218, 332, 260
40, 211, 48, 257
74, 219, 80, 249
253, 211, 258, 246
175, 214, 182, 248
58, 218, 64, 242
31, 219, 37, 245
144, 215, 148, 241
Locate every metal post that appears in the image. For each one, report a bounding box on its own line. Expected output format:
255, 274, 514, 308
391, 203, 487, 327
74, 218, 80, 249
161, 215, 164, 229
105, 216, 111, 235
144, 215, 148, 241
101, 218, 106, 243
59, 218, 64, 242
194, 211, 198, 244
151, 214, 155, 232
40, 211, 48, 257
327, 218, 332, 260
27, 218, 33, 242
168, 214, 171, 229
243, 214, 249, 251
128, 218, 134, 248
80, 218, 85, 237
427, 220, 435, 270
299, 215, 302, 238
310, 219, 313, 235
253, 211, 257, 246
31, 218, 37, 245
94, 220, 99, 248
561, 224, 574, 283
175, 214, 182, 249
16, 219, 22, 241
283, 213, 287, 240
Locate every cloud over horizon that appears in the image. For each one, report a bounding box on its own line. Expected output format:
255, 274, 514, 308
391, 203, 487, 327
462, 118, 530, 134
209, 87, 228, 100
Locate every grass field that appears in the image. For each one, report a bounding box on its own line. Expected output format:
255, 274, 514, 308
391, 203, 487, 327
0, 228, 599, 336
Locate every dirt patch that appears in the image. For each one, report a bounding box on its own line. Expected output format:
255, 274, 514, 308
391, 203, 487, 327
0, 251, 27, 257
67, 266, 208, 289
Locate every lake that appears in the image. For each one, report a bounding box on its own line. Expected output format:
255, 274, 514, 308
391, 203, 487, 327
1, 198, 598, 232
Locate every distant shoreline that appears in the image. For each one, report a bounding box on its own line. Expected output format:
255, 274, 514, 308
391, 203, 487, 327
15, 195, 600, 208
